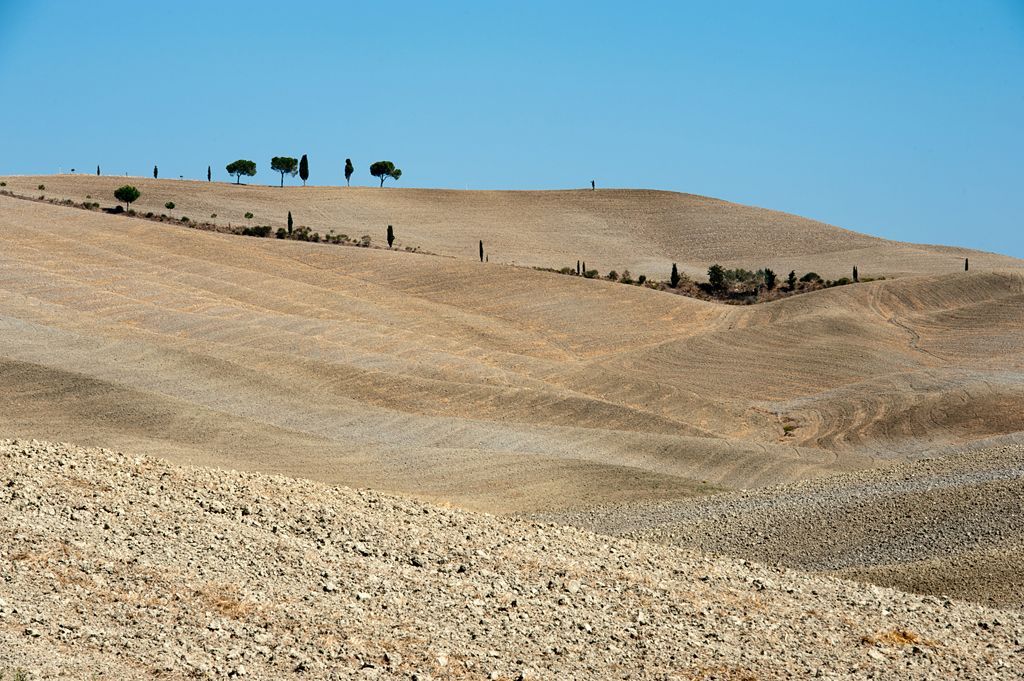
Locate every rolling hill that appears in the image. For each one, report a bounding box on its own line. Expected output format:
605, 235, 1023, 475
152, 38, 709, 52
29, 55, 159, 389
1, 180, 1022, 518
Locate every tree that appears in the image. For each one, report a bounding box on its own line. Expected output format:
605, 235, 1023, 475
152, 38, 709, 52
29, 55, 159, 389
287, 211, 293, 235
299, 154, 309, 186
271, 156, 299, 187
344, 159, 354, 186
852, 265, 859, 283
965, 257, 969, 272
787, 270, 797, 289
708, 264, 726, 291
370, 161, 402, 187
153, 165, 158, 179
207, 165, 212, 182
670, 263, 680, 288
387, 224, 395, 248
226, 159, 256, 184
97, 165, 101, 176
479, 240, 484, 262
165, 201, 175, 210
577, 260, 581, 275
114, 185, 140, 210
763, 268, 777, 290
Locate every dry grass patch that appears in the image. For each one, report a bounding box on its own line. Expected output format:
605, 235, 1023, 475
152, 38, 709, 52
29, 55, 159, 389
861, 628, 935, 647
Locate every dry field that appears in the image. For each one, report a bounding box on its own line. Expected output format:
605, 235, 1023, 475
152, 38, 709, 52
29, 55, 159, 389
0, 178, 1022, 516
2, 176, 1024, 616
4, 174, 1020, 280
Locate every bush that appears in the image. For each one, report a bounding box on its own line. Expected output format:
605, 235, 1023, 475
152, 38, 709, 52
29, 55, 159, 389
38, 184, 45, 190
359, 235, 371, 247
275, 228, 287, 239
127, 209, 136, 216
637, 274, 647, 285
180, 216, 190, 223
558, 267, 575, 275
799, 272, 822, 283
165, 201, 175, 210
832, 277, 852, 286
607, 270, 619, 281
0, 182, 6, 187
241, 225, 273, 237
210, 213, 217, 218
145, 211, 154, 218
620, 269, 633, 284
244, 212, 254, 219
583, 269, 598, 279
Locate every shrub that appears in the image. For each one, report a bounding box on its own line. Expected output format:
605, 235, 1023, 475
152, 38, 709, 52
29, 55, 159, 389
85, 194, 90, 198
832, 277, 852, 286
38, 184, 45, 190
0, 182, 6, 186
244, 212, 254, 219
241, 225, 273, 237
620, 269, 633, 284
559, 267, 575, 275
583, 269, 598, 279
276, 227, 287, 239
180, 216, 190, 223
145, 211, 154, 218
637, 274, 647, 285
210, 213, 217, 218
165, 201, 175, 210
127, 209, 136, 216
799, 272, 822, 283
359, 235, 371, 247
607, 270, 619, 281
708, 264, 726, 291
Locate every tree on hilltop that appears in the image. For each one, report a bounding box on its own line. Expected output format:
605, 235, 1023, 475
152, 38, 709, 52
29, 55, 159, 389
344, 159, 354, 186
670, 263, 681, 288
287, 211, 293, 236
114, 185, 140, 211
97, 165, 101, 176
370, 161, 402, 187
299, 154, 309, 186
207, 165, 212, 182
226, 159, 256, 184
387, 225, 395, 248
852, 265, 859, 283
153, 165, 158, 179
271, 156, 299, 187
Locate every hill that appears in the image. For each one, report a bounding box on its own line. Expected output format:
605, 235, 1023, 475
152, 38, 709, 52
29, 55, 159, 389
1, 190, 1022, 516
2, 439, 1021, 680
3, 174, 1020, 280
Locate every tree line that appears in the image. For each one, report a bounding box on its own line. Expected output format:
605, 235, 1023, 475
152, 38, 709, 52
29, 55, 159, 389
224, 156, 401, 187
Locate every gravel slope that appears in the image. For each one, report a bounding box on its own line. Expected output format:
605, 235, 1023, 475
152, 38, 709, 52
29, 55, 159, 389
2, 439, 1023, 680
531, 445, 1024, 609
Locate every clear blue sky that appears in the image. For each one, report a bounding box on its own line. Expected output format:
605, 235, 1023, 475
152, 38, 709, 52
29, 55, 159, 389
1, 1, 1022, 256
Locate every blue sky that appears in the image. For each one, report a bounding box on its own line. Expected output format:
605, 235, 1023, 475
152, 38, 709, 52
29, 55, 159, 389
1, 1, 1022, 256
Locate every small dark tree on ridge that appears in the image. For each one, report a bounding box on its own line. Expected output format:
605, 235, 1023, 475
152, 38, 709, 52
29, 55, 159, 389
287, 211, 294, 235
479, 240, 484, 262
345, 159, 354, 186
852, 265, 859, 283
207, 165, 212, 182
370, 161, 402, 187
965, 258, 969, 272
387, 225, 395, 248
787, 270, 797, 290
153, 165, 158, 179
670, 263, 680, 288
114, 185, 140, 211
226, 159, 256, 184
764, 268, 777, 291
299, 154, 309, 186
708, 264, 726, 291
97, 165, 101, 176
271, 156, 299, 187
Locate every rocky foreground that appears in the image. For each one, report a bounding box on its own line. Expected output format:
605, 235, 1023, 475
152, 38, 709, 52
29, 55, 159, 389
1, 440, 1022, 680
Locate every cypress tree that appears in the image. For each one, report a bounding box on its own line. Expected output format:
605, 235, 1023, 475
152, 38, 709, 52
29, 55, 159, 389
577, 260, 581, 275
670, 263, 680, 288
852, 265, 859, 282
965, 257, 969, 272
299, 154, 309, 186
344, 159, 354, 186
97, 165, 101, 176
153, 165, 158, 179
479, 240, 484, 262
583, 261, 587, 275
287, 211, 293, 235
387, 225, 395, 248
207, 165, 211, 182
787, 270, 797, 289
